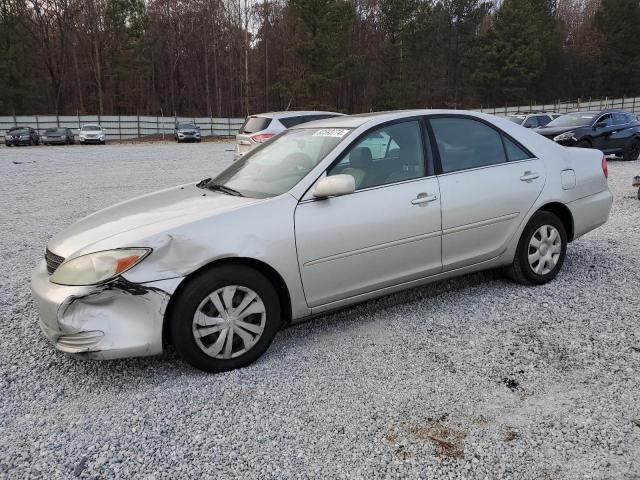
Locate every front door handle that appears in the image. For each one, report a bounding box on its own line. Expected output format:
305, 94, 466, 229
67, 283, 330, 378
411, 193, 438, 205
520, 171, 539, 182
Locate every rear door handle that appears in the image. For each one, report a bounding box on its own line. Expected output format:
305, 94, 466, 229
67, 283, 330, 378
411, 193, 438, 205
520, 171, 539, 182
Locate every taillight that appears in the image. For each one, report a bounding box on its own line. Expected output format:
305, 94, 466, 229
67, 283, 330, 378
250, 133, 275, 143
601, 155, 608, 179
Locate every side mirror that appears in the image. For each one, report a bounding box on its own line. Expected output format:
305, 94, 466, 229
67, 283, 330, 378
594, 121, 607, 129
313, 174, 355, 198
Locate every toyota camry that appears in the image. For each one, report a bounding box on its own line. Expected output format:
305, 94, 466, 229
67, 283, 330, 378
31, 110, 613, 372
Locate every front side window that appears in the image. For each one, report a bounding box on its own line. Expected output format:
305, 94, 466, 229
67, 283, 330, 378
595, 114, 612, 127
430, 117, 507, 173
210, 128, 350, 198
327, 121, 425, 190
537, 115, 552, 127
523, 116, 539, 128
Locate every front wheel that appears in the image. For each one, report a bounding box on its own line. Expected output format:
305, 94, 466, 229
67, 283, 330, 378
170, 265, 281, 373
506, 211, 567, 285
623, 139, 640, 162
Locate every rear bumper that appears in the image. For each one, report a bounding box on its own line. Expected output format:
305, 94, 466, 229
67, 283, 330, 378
31, 260, 183, 360
567, 190, 613, 240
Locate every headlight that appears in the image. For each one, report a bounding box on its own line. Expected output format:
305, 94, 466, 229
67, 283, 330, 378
50, 248, 151, 286
553, 131, 575, 142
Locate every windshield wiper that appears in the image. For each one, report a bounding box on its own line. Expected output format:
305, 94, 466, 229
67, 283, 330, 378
208, 183, 244, 197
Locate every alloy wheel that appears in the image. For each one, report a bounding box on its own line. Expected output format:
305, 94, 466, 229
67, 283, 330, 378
528, 225, 562, 275
192, 285, 266, 359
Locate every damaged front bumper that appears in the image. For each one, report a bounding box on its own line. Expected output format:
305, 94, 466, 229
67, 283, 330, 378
31, 260, 183, 360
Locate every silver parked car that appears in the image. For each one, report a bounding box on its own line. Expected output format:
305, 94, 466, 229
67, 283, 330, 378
174, 123, 201, 143
234, 110, 343, 160
78, 124, 106, 144
504, 112, 561, 128
32, 110, 613, 372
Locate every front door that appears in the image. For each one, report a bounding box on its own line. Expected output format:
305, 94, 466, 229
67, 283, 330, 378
294, 120, 442, 308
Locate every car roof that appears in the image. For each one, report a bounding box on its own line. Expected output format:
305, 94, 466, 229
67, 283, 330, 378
252, 111, 344, 119
290, 109, 505, 129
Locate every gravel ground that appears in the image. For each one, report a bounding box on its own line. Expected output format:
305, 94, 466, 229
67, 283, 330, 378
0, 143, 639, 479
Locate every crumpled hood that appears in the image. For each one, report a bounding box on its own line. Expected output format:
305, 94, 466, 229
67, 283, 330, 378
48, 184, 262, 258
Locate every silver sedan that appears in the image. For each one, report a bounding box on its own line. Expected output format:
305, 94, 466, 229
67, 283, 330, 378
31, 110, 613, 372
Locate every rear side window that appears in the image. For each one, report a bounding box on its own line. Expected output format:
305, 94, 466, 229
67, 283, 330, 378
612, 113, 627, 125
430, 117, 532, 173
430, 118, 506, 173
241, 116, 272, 133
279, 117, 306, 128
503, 137, 531, 161
523, 116, 539, 128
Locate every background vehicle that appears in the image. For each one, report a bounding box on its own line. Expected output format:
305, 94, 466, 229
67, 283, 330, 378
41, 128, 75, 145
534, 109, 640, 161
234, 110, 344, 159
4, 126, 40, 146
32, 110, 612, 373
79, 124, 106, 144
504, 112, 560, 128
174, 123, 201, 143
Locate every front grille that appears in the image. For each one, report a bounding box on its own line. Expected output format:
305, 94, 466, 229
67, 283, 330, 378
45, 249, 65, 275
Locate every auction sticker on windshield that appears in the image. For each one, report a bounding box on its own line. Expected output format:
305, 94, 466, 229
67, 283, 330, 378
313, 129, 350, 138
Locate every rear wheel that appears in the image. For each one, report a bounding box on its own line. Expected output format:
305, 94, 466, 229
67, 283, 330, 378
506, 211, 567, 285
170, 265, 281, 373
623, 139, 640, 162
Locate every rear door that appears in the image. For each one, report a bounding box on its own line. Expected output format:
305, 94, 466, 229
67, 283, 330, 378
427, 115, 546, 271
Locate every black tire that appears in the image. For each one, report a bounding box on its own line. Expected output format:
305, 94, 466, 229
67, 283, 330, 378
637, 187, 640, 201
574, 139, 591, 148
622, 138, 640, 162
506, 211, 567, 285
169, 265, 281, 373
197, 138, 201, 143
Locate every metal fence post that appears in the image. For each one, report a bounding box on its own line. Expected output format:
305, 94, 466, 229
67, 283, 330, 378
35, 114, 39, 133
137, 115, 140, 138
228, 117, 231, 136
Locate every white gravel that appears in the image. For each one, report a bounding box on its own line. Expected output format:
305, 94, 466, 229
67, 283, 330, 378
0, 142, 639, 479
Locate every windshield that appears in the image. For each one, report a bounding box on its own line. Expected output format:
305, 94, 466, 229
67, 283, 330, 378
12, 129, 28, 134
82, 125, 101, 131
505, 115, 525, 125
209, 128, 350, 198
178, 123, 197, 129
45, 128, 65, 133
546, 113, 596, 128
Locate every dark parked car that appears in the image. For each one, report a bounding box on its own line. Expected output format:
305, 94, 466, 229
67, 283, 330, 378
534, 109, 640, 161
4, 126, 40, 146
41, 128, 75, 145
174, 123, 201, 143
